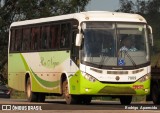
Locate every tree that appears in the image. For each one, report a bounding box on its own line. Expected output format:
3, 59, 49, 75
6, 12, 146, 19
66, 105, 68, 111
0, 0, 91, 79
147, 0, 160, 14
116, 0, 135, 13
138, 1, 147, 14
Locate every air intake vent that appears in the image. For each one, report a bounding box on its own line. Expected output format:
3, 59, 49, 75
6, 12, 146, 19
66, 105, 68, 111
90, 68, 102, 73
107, 71, 128, 75
132, 69, 144, 74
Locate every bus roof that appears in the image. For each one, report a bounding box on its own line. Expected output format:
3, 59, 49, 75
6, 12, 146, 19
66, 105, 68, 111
10, 11, 147, 27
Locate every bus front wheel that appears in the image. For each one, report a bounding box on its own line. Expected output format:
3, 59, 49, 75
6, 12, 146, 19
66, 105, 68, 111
26, 78, 38, 102
62, 80, 77, 104
120, 96, 132, 105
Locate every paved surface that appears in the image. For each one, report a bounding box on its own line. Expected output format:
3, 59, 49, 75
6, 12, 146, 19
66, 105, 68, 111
0, 99, 159, 113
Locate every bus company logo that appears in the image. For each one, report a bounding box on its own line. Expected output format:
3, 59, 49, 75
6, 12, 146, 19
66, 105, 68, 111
115, 76, 120, 81
2, 105, 11, 110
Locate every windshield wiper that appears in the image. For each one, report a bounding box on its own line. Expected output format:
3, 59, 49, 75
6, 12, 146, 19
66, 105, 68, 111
121, 50, 137, 67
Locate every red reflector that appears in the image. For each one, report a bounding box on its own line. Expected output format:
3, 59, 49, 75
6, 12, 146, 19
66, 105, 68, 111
133, 85, 144, 89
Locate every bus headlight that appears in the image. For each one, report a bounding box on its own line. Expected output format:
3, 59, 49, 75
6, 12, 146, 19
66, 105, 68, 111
84, 73, 97, 82
138, 74, 150, 82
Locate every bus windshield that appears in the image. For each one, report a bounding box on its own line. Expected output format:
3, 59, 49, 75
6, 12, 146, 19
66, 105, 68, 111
81, 22, 149, 68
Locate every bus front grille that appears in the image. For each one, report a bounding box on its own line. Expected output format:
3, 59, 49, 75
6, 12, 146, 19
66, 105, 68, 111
98, 86, 136, 95
107, 71, 128, 75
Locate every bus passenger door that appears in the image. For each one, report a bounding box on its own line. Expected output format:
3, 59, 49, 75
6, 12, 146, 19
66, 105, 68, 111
71, 30, 79, 70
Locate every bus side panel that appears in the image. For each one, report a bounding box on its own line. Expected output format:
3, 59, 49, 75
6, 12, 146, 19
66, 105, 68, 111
8, 51, 79, 94
8, 53, 26, 91
21, 51, 71, 94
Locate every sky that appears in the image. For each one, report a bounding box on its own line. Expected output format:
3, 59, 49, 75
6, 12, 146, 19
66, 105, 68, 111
85, 0, 148, 12
85, 0, 120, 11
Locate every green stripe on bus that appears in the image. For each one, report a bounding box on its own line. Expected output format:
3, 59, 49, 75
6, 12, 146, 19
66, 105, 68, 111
20, 53, 30, 71
31, 69, 59, 88
20, 53, 59, 88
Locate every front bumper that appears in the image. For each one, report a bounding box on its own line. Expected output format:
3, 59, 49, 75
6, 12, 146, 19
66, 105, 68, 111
69, 71, 150, 96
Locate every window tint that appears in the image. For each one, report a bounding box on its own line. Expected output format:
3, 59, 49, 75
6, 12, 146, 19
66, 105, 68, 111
60, 23, 71, 48
22, 28, 30, 51
41, 26, 50, 49
50, 25, 60, 49
10, 29, 15, 51
31, 27, 40, 50
9, 20, 77, 52
15, 29, 22, 51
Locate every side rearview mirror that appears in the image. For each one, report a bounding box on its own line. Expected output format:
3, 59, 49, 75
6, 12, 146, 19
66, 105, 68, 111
75, 33, 82, 46
148, 25, 154, 46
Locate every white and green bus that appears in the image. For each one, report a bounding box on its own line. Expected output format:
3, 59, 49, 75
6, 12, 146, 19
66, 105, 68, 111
8, 11, 153, 105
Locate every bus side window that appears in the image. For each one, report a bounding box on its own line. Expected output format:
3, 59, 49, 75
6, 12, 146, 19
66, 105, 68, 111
10, 29, 15, 51
22, 28, 30, 51
50, 26, 55, 49
15, 29, 22, 51
31, 27, 40, 50
50, 25, 60, 49
60, 23, 71, 49
41, 26, 50, 50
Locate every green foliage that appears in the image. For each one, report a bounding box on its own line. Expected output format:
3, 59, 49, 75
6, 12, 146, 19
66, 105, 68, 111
0, 0, 90, 21
116, 0, 134, 13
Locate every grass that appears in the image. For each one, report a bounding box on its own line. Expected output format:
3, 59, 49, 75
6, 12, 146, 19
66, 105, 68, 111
10, 90, 26, 99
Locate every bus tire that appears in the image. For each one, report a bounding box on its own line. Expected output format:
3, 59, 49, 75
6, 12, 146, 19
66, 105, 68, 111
62, 80, 77, 104
26, 78, 38, 102
120, 96, 132, 105
80, 96, 92, 105
152, 84, 160, 105
38, 93, 45, 102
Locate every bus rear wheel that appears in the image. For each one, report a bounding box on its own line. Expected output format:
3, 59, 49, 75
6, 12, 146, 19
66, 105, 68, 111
120, 96, 132, 105
38, 93, 45, 102
62, 80, 78, 104
26, 78, 38, 102
152, 84, 160, 105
